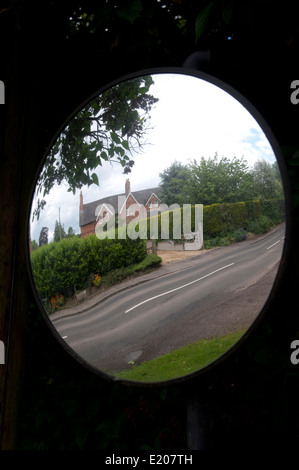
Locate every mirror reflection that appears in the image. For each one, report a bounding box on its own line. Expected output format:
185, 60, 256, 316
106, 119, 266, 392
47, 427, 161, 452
29, 72, 285, 383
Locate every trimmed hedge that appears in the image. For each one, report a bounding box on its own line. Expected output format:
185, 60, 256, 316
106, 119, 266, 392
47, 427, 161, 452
129, 205, 202, 241
260, 198, 285, 224
31, 234, 147, 300
245, 199, 261, 222
123, 198, 285, 240
203, 198, 284, 239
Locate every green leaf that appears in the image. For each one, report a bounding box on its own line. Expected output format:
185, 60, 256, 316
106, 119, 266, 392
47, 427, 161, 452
115, 146, 125, 157
111, 131, 121, 144
122, 140, 130, 151
100, 151, 108, 161
131, 110, 139, 121
108, 147, 115, 157
116, 0, 143, 24
91, 173, 99, 185
195, 3, 213, 43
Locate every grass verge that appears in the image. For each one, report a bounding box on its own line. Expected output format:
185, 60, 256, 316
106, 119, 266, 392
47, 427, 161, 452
114, 330, 245, 382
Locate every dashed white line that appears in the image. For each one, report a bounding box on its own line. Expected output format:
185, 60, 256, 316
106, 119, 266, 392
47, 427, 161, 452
124, 263, 235, 314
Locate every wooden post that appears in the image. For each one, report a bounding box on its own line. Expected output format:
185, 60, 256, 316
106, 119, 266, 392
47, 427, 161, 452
0, 74, 27, 449
0, 17, 34, 448
151, 239, 157, 255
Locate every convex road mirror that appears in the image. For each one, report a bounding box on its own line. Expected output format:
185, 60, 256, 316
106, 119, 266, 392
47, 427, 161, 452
27, 68, 291, 385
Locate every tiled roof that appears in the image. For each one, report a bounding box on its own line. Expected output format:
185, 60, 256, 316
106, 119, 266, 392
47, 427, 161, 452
80, 187, 162, 227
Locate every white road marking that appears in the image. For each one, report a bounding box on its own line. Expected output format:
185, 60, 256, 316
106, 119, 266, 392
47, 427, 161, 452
124, 263, 235, 314
266, 239, 281, 250
62, 336, 67, 339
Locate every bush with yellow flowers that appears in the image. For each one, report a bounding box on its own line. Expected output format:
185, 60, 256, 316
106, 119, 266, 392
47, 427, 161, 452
92, 274, 102, 287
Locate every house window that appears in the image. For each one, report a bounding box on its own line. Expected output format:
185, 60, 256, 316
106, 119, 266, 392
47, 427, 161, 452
126, 208, 129, 216
149, 202, 152, 208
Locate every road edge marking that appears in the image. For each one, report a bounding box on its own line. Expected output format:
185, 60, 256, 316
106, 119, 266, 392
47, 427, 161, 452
124, 263, 235, 314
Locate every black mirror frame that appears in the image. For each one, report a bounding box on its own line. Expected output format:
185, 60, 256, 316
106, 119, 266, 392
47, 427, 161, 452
25, 66, 293, 388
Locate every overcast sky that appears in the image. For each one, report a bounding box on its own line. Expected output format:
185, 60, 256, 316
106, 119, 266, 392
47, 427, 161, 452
30, 72, 278, 243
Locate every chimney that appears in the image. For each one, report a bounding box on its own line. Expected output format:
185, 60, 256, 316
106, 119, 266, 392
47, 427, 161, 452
80, 190, 83, 211
125, 179, 131, 197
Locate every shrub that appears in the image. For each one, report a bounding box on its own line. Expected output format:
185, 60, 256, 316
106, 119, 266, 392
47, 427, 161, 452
247, 215, 271, 234
102, 267, 132, 287
220, 202, 248, 233
101, 254, 162, 288
92, 274, 102, 287
204, 236, 231, 249
203, 202, 249, 239
132, 253, 162, 271
231, 228, 247, 242
245, 199, 261, 222
261, 198, 285, 225
50, 294, 64, 311
30, 234, 147, 301
203, 204, 223, 238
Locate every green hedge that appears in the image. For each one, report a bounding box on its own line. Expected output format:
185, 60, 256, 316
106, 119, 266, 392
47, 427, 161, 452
124, 198, 285, 241
203, 204, 222, 237
260, 198, 285, 224
203, 201, 250, 238
31, 235, 147, 300
245, 199, 261, 222
34, 198, 284, 301
247, 215, 271, 234
127, 205, 201, 241
203, 198, 284, 238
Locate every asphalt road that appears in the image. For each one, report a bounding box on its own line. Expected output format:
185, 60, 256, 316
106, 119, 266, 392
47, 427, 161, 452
53, 224, 285, 375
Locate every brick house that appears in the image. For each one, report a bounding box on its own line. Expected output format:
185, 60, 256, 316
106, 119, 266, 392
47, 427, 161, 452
79, 179, 162, 238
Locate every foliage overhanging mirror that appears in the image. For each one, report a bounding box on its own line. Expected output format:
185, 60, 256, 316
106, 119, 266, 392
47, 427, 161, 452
27, 68, 290, 385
